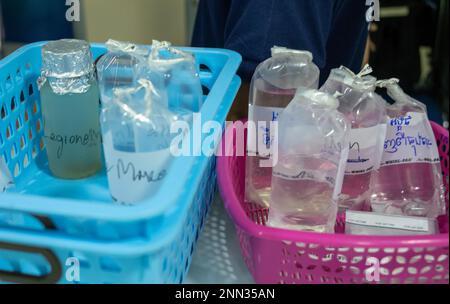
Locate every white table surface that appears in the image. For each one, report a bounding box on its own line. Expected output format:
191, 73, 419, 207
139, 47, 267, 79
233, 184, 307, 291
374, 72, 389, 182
186, 193, 254, 284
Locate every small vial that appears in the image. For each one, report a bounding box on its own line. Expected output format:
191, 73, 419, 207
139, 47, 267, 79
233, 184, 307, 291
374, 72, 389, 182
39, 39, 102, 179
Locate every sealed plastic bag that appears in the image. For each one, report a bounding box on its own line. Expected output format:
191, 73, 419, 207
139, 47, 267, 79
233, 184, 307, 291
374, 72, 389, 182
321, 65, 387, 211
148, 40, 203, 113
97, 40, 152, 152
268, 89, 350, 233
246, 47, 320, 208
102, 79, 182, 205
97, 41, 184, 205
370, 79, 446, 218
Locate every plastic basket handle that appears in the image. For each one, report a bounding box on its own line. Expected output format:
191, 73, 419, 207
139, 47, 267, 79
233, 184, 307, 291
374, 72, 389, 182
32, 214, 57, 230
0, 242, 62, 284
0, 215, 61, 284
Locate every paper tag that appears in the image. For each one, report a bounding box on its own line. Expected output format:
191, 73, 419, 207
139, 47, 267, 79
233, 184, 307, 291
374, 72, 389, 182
381, 112, 440, 167
247, 104, 283, 157
345, 124, 386, 175
103, 132, 171, 205
346, 210, 436, 235
0, 158, 14, 192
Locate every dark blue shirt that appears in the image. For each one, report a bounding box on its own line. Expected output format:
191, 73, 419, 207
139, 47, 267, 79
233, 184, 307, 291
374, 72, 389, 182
1, 0, 73, 43
192, 0, 369, 84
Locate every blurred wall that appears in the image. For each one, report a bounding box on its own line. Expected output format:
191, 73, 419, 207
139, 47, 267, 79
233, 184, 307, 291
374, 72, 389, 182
75, 0, 192, 45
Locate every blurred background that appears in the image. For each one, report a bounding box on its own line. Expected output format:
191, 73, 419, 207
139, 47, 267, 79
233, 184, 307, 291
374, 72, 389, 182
0, 0, 448, 125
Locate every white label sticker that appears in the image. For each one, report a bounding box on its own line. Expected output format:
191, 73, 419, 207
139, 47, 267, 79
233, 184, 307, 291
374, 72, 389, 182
345, 124, 386, 175
247, 104, 283, 157
346, 210, 436, 234
381, 112, 440, 167
103, 132, 171, 205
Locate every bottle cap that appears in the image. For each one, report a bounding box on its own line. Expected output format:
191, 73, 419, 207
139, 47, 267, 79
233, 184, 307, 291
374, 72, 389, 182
39, 39, 94, 94
42, 39, 93, 78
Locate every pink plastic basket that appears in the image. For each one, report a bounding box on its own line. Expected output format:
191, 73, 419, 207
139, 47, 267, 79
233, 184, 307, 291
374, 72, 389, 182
218, 121, 449, 284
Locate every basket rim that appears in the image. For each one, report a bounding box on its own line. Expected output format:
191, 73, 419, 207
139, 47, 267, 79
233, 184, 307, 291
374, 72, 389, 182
218, 120, 450, 249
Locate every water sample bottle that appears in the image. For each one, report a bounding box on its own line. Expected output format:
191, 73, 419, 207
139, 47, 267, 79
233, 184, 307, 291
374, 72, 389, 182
268, 90, 350, 233
39, 39, 102, 179
321, 66, 387, 211
370, 80, 446, 218
246, 47, 320, 208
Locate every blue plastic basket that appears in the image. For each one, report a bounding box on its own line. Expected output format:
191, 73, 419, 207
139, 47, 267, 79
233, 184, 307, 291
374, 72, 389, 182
0, 42, 241, 283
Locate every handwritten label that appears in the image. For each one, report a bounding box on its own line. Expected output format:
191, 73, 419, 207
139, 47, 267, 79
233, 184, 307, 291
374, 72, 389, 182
248, 104, 282, 157
103, 132, 171, 205
345, 124, 386, 175
381, 112, 440, 167
273, 169, 337, 186
115, 159, 167, 183
45, 128, 101, 159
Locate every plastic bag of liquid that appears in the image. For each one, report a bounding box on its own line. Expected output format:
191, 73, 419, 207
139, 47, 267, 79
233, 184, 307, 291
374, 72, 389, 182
148, 40, 203, 113
370, 79, 446, 218
97, 40, 152, 100
268, 89, 350, 233
97, 40, 154, 152
102, 79, 183, 205
320, 65, 388, 211
246, 46, 320, 208
97, 41, 185, 205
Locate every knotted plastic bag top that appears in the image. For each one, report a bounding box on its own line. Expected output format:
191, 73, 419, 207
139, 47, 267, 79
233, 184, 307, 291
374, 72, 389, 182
321, 65, 386, 128
97, 40, 152, 104
147, 40, 203, 113
256, 46, 320, 90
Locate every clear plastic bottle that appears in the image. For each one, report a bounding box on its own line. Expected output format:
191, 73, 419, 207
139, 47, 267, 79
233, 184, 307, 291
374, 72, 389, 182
246, 47, 320, 208
321, 66, 387, 211
370, 81, 446, 218
268, 90, 350, 233
38, 39, 102, 179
